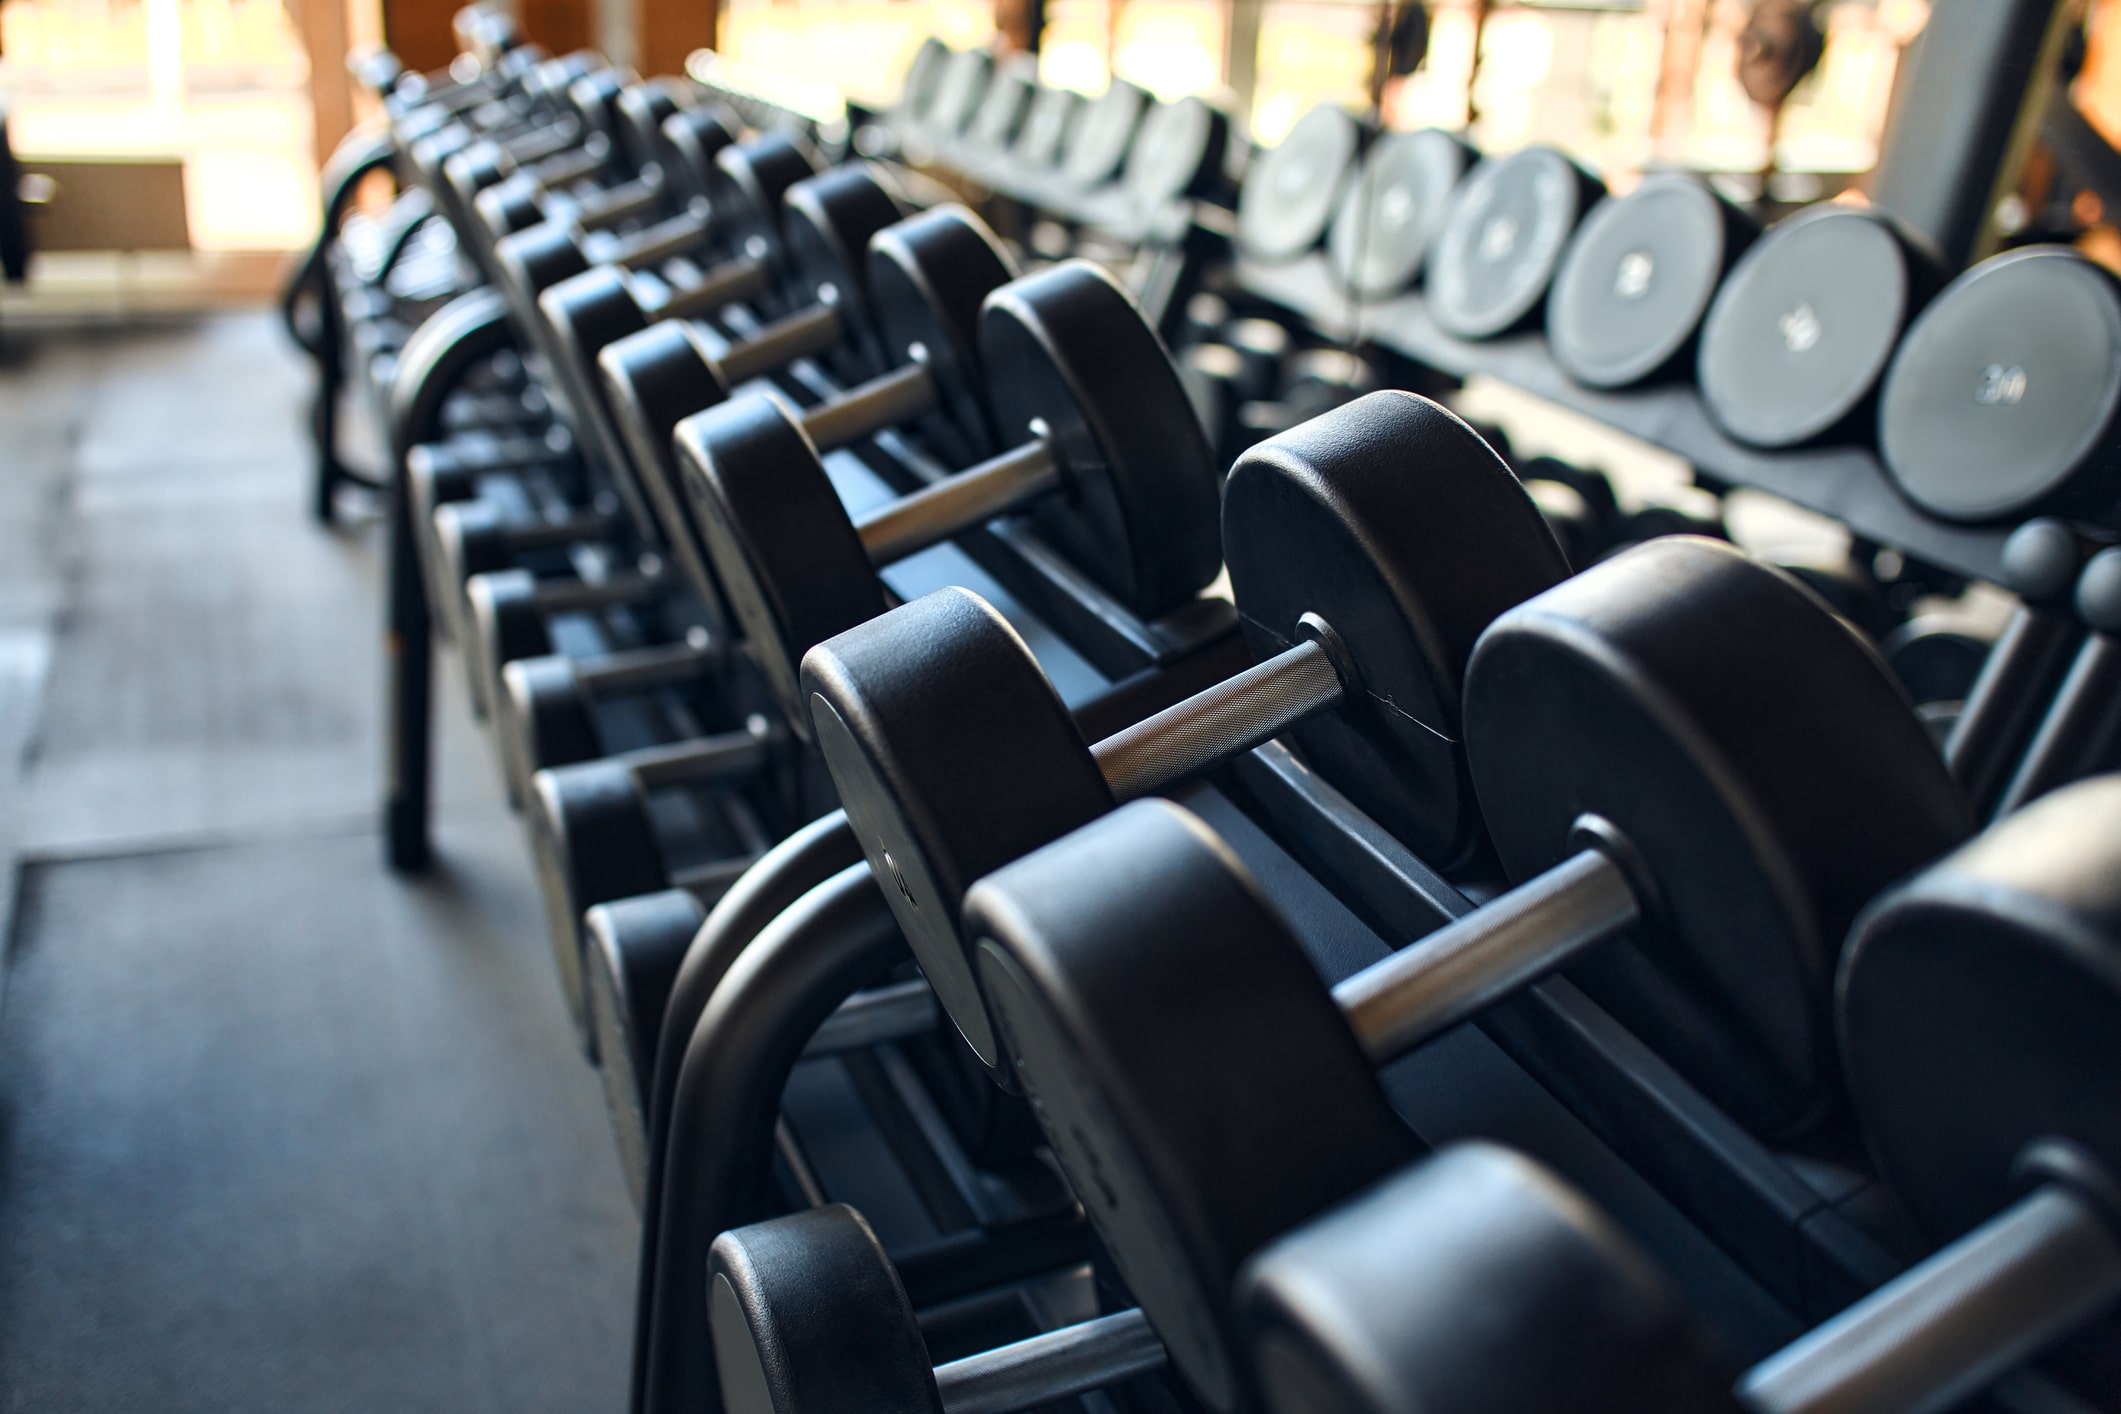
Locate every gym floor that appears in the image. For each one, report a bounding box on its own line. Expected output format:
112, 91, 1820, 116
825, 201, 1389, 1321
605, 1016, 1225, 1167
0, 314, 635, 1411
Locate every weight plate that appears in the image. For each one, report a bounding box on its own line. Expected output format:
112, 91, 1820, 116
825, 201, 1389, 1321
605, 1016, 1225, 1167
1062, 79, 1150, 189
1124, 96, 1229, 209
927, 47, 995, 138
896, 36, 952, 126
503, 654, 604, 791
1240, 1145, 1740, 1414
1879, 247, 2121, 525
660, 107, 740, 206
493, 212, 591, 306
584, 888, 707, 1212
1839, 776, 2121, 1238
979, 260, 1222, 617
1464, 538, 1973, 1137
1223, 391, 1569, 871
1326, 128, 1474, 300
1547, 174, 1754, 389
530, 759, 667, 1049
569, 69, 629, 152
1699, 206, 1936, 447
1017, 84, 1084, 171
781, 164, 905, 362
805, 588, 1113, 1072
616, 80, 682, 175
969, 60, 1036, 151
1238, 104, 1362, 263
1429, 146, 1603, 340
969, 799, 1419, 1413
868, 205, 1020, 456
679, 394, 884, 724
709, 133, 820, 266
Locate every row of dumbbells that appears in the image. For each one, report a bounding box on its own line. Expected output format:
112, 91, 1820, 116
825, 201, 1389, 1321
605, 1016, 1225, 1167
353, 27, 2121, 1414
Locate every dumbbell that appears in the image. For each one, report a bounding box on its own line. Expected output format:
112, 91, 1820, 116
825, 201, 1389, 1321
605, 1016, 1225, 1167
961, 535, 1971, 1407
1426, 145, 1605, 340
1059, 78, 1151, 191
893, 36, 952, 133
1697, 202, 1944, 447
1547, 172, 1759, 388
1880, 245, 2121, 527
1326, 127, 1475, 299
493, 204, 1022, 788
1012, 82, 1083, 174
1242, 777, 2121, 1414
1236, 103, 1363, 265
799, 392, 1570, 1078
961, 54, 1035, 158
1120, 94, 1232, 212
683, 257, 1222, 724
917, 46, 996, 148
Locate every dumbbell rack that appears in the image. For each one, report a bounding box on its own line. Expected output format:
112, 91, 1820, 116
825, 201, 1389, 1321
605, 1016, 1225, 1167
1234, 251, 2024, 585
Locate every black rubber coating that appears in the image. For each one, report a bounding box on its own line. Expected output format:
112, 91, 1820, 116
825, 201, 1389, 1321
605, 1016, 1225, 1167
616, 80, 683, 176
1547, 174, 1758, 388
531, 759, 669, 1049
1124, 95, 1230, 208
1840, 775, 2121, 1238
1063, 79, 1151, 189
509, 653, 605, 772
1464, 537, 1974, 1137
781, 164, 906, 365
969, 61, 1036, 150
1326, 128, 1475, 300
868, 204, 1020, 455
660, 107, 740, 205
681, 394, 885, 724
709, 1205, 940, 1414
600, 320, 740, 616
927, 47, 996, 137
584, 887, 708, 1213
709, 133, 820, 267
1017, 84, 1083, 170
981, 259, 1222, 618
967, 799, 1419, 1413
493, 217, 591, 302
1879, 246, 2121, 526
897, 36, 952, 124
1223, 391, 1570, 871
803, 587, 1113, 1072
1429, 146, 1605, 340
1238, 103, 1363, 263
1238, 1144, 1740, 1414
1698, 204, 1943, 447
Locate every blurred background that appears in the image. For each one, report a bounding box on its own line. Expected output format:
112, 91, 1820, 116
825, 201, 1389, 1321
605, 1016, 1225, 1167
10, 0, 2121, 312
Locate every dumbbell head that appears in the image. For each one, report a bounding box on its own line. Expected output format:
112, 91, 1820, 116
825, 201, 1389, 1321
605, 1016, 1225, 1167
1238, 103, 1363, 263
1016, 83, 1083, 171
658, 106, 741, 206
1839, 773, 2121, 1239
583, 887, 707, 1211
692, 258, 1215, 723
1325, 128, 1475, 300
1547, 173, 1758, 388
613, 77, 684, 176
1236, 1144, 1737, 1414
925, 46, 996, 140
1463, 536, 1972, 1133
708, 131, 823, 267
1880, 247, 2121, 526
529, 759, 670, 1048
867, 204, 1020, 454
1698, 204, 1944, 448
1428, 145, 1605, 340
967, 57, 1036, 152
896, 36, 952, 127
1124, 96, 1230, 209
801, 393, 1560, 1070
1063, 79, 1151, 189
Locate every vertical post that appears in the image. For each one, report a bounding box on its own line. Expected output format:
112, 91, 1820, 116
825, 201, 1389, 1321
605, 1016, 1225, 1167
296, 0, 355, 170
635, 0, 716, 79
1224, 0, 1261, 120
379, 0, 459, 74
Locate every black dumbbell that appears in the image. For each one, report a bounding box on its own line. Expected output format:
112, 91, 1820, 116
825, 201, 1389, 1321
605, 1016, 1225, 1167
1880, 245, 2121, 527
1547, 172, 1759, 388
1121, 94, 1232, 211
1326, 127, 1475, 300
1059, 78, 1151, 191
683, 257, 1221, 723
1698, 202, 1944, 447
961, 537, 1970, 1406
1426, 145, 1605, 340
1013, 81, 1083, 174
1237, 103, 1363, 265
1244, 777, 2121, 1414
893, 36, 953, 133
800, 394, 1569, 1076
918, 45, 996, 148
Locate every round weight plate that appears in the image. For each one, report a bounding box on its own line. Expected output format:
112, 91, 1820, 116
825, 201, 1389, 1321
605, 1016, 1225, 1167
968, 800, 1420, 1414
709, 1207, 938, 1414
979, 260, 1221, 617
1548, 174, 1752, 389
1240, 1145, 1741, 1414
709, 134, 820, 266
616, 81, 682, 175
600, 322, 739, 616
1698, 206, 1933, 447
1124, 96, 1229, 209
584, 888, 707, 1212
803, 588, 1112, 1070
530, 760, 668, 1050
1464, 538, 1973, 1137
679, 395, 884, 724
1839, 776, 2121, 1239
927, 47, 995, 139
493, 219, 589, 304
969, 61, 1036, 152
781, 165, 905, 362
1879, 247, 2121, 524
660, 107, 740, 206
569, 70, 629, 153
1062, 79, 1150, 189
868, 205, 1019, 456
1429, 147, 1603, 340
502, 654, 604, 802
1017, 84, 1083, 171
1223, 391, 1569, 871
1326, 128, 1474, 300
896, 36, 952, 126
1237, 104, 1363, 263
